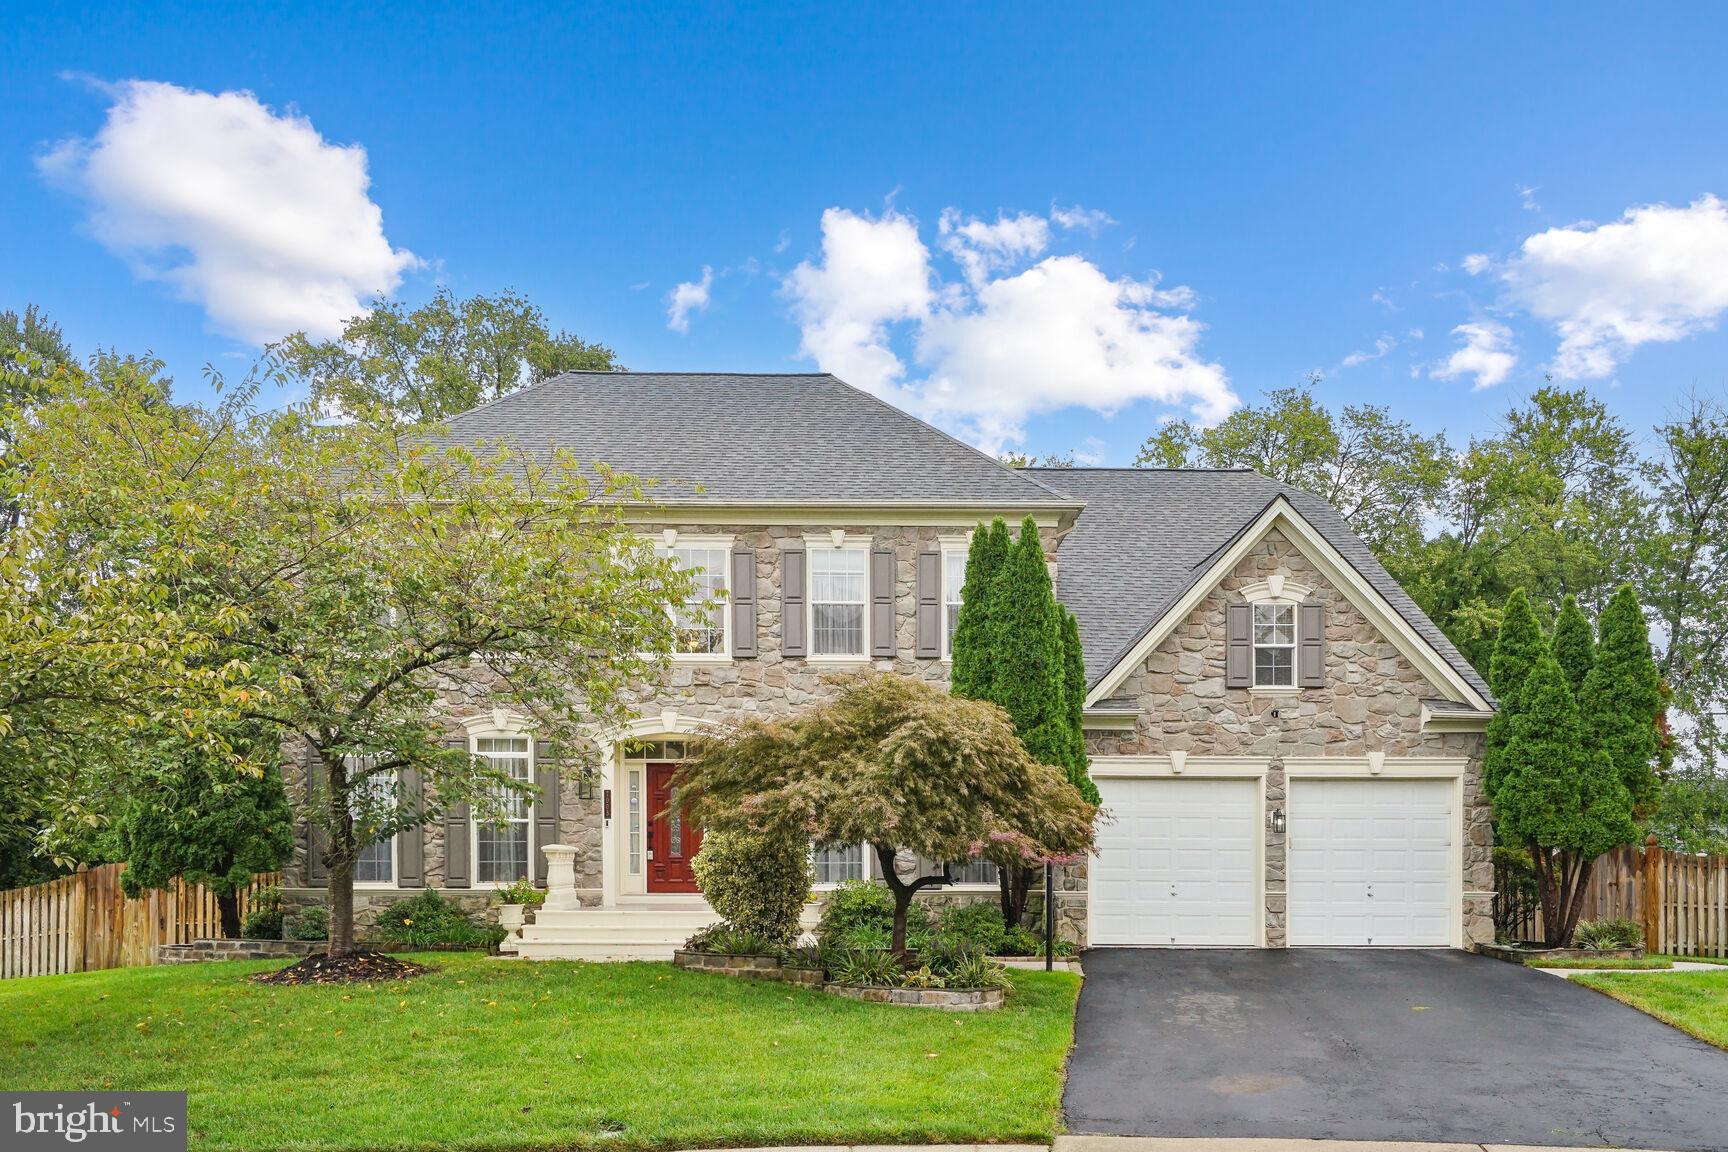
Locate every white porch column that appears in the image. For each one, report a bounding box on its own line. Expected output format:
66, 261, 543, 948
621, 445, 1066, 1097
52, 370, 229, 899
599, 742, 620, 908
541, 844, 581, 911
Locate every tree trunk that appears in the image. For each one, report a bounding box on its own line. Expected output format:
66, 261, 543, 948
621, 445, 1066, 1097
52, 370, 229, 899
872, 842, 945, 959
1552, 852, 1596, 948
216, 890, 242, 939
321, 749, 358, 959
327, 856, 356, 958
998, 864, 1033, 928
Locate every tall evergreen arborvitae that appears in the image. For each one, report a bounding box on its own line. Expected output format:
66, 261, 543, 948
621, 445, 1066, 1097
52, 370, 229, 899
1582, 584, 1664, 819
948, 516, 1094, 927
1060, 609, 1100, 806
987, 517, 1070, 767
1484, 588, 1548, 799
949, 519, 1009, 698
1494, 648, 1637, 946
1551, 594, 1595, 701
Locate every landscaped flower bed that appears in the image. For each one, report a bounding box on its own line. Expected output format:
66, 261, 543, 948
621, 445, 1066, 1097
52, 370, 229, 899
1478, 917, 1647, 966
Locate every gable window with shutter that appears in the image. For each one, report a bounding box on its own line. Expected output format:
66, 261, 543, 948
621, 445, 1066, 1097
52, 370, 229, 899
807, 543, 870, 659
1252, 602, 1297, 687
1228, 575, 1326, 691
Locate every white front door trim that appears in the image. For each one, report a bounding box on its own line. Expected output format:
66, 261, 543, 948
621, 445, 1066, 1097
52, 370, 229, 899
1283, 757, 1466, 949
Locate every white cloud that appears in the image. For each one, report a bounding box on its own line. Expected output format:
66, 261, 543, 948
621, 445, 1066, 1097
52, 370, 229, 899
784, 204, 1235, 454
1073, 436, 1107, 467
1496, 195, 1728, 379
1342, 335, 1397, 368
38, 80, 417, 344
1517, 184, 1542, 212
1051, 203, 1115, 233
1461, 253, 1493, 275
939, 210, 1050, 288
666, 265, 713, 333
1432, 321, 1517, 390
785, 208, 934, 395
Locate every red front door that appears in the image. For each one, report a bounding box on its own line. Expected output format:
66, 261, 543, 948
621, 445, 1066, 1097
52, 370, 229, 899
647, 762, 704, 892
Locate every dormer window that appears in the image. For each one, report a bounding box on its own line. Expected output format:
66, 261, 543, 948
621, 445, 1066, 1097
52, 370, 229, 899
1253, 602, 1297, 687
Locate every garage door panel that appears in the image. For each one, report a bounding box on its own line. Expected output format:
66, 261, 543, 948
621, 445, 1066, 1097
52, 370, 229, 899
1288, 778, 1453, 947
1092, 777, 1258, 946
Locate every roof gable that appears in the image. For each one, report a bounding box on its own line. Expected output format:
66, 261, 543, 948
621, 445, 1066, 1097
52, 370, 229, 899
434, 372, 1076, 508
1030, 468, 1491, 706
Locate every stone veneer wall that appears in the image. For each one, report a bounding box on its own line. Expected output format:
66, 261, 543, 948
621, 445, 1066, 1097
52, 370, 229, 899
1083, 528, 1493, 947
281, 520, 1087, 941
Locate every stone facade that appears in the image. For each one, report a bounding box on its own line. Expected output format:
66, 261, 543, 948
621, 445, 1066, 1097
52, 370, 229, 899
1084, 528, 1493, 947
282, 518, 1489, 951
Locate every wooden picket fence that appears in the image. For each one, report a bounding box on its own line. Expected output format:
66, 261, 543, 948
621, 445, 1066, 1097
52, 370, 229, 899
1497, 836, 1728, 956
0, 864, 279, 980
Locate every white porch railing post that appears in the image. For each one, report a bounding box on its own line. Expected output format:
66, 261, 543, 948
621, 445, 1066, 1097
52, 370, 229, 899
542, 845, 581, 911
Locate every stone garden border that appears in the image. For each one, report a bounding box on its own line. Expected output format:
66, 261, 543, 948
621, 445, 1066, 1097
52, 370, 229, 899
673, 948, 1008, 1008
1476, 941, 1645, 965
672, 949, 825, 985
156, 939, 323, 964
823, 984, 1006, 1011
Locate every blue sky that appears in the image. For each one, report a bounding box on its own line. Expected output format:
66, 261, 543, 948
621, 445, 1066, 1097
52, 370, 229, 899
5, 3, 1727, 462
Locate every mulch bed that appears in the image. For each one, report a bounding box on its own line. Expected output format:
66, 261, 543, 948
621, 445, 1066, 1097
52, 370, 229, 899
251, 950, 430, 985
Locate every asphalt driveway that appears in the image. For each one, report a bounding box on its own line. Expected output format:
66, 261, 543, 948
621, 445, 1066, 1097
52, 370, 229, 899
1065, 948, 1728, 1151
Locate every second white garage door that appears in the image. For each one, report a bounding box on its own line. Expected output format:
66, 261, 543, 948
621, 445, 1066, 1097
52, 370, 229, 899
1287, 777, 1453, 946
1091, 777, 1259, 945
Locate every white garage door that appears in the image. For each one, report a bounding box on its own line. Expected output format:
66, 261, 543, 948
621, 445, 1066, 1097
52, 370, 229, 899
1288, 778, 1453, 946
1091, 777, 1259, 945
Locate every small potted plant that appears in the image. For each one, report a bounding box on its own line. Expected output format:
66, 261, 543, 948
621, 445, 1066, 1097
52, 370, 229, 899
495, 878, 546, 938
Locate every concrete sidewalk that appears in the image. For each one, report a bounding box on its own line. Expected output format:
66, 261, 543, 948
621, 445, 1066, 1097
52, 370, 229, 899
680, 1140, 1672, 1152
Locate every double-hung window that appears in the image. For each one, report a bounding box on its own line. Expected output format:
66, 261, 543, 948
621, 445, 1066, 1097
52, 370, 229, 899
1252, 602, 1297, 688
345, 756, 396, 887
942, 548, 966, 655
914, 854, 999, 887
809, 546, 868, 657
473, 735, 534, 884
813, 842, 866, 886
667, 543, 729, 657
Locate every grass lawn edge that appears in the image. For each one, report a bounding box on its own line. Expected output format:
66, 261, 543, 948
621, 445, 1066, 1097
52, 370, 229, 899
1572, 970, 1728, 1051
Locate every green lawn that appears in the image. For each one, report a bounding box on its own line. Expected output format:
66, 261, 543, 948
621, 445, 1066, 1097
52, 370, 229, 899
1527, 956, 1674, 970
0, 954, 1079, 1152
1656, 953, 1728, 966
1575, 969, 1728, 1049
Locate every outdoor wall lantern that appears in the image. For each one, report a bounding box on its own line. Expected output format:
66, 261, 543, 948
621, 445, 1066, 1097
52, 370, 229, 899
577, 765, 598, 802
1270, 807, 1287, 835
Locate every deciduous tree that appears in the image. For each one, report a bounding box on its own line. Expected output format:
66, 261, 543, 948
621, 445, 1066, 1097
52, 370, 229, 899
675, 675, 1096, 954
12, 359, 690, 957
275, 288, 618, 423
1137, 379, 1451, 558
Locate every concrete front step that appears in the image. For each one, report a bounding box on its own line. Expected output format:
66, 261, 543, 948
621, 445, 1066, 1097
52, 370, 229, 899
532, 908, 720, 930
511, 902, 822, 962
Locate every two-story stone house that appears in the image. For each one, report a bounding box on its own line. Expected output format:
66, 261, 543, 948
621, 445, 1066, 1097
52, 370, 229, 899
285, 371, 1496, 957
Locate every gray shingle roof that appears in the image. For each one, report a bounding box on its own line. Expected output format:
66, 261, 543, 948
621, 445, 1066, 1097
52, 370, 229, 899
1030, 468, 1492, 703
433, 372, 1077, 507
